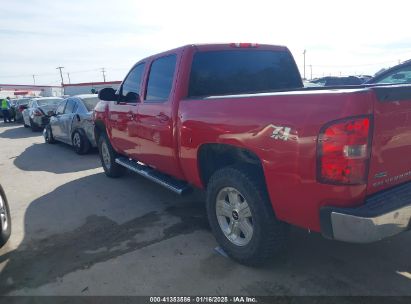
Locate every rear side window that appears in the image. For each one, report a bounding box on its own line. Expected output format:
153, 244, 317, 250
64, 99, 76, 114
145, 55, 177, 102
188, 50, 302, 97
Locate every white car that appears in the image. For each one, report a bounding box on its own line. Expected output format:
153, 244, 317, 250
22, 97, 64, 131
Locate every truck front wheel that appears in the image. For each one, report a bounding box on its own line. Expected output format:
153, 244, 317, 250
206, 166, 289, 266
98, 134, 125, 178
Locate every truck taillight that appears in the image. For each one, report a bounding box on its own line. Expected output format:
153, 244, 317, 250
317, 116, 372, 185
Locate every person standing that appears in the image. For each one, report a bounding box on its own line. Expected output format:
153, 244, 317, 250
1, 97, 11, 123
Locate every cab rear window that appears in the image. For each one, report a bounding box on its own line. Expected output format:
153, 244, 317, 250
188, 50, 302, 97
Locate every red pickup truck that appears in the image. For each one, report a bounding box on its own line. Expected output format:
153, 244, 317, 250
94, 43, 411, 265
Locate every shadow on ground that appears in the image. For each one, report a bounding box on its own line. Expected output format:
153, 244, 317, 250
0, 172, 411, 295
0, 124, 40, 139
0, 173, 208, 294
14, 142, 99, 174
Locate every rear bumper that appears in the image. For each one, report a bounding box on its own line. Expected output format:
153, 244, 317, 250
320, 182, 411, 243
32, 115, 50, 128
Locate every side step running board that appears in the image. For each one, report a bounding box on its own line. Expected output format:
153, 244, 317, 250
115, 157, 191, 195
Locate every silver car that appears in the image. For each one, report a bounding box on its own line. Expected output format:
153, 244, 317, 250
22, 97, 64, 131
44, 94, 99, 154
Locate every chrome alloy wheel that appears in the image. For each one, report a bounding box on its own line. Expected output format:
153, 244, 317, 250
73, 132, 81, 149
101, 140, 111, 170
216, 187, 254, 246
0, 194, 8, 232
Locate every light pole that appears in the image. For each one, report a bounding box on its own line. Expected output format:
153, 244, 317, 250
101, 68, 106, 82
303, 49, 306, 80
56, 66, 65, 95
309, 65, 312, 80
56, 67, 65, 85
32, 74, 36, 85
67, 73, 71, 84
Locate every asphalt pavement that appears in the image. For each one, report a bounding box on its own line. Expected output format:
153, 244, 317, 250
0, 122, 411, 296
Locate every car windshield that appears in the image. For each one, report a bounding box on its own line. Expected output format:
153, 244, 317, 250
81, 97, 100, 111
36, 99, 62, 107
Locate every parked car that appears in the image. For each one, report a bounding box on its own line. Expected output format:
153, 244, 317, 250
0, 184, 11, 248
310, 76, 364, 86
366, 60, 411, 84
94, 43, 411, 265
14, 98, 32, 122
22, 97, 63, 131
44, 94, 99, 154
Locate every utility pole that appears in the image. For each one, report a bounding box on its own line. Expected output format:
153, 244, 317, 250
56, 67, 65, 85
32, 74, 36, 85
303, 50, 306, 80
309, 65, 312, 80
101, 68, 106, 82
67, 73, 71, 84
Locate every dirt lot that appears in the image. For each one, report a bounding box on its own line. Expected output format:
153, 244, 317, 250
0, 122, 411, 296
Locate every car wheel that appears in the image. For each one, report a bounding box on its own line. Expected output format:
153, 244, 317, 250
98, 133, 125, 178
72, 130, 90, 155
30, 118, 39, 132
0, 186, 11, 247
206, 165, 289, 266
44, 125, 56, 144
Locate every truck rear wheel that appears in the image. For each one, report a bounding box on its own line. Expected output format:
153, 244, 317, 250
206, 165, 289, 266
98, 134, 125, 178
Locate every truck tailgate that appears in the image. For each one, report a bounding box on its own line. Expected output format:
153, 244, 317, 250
368, 85, 411, 195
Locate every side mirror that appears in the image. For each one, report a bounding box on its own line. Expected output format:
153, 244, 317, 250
98, 88, 118, 101
75, 114, 81, 122
124, 92, 141, 103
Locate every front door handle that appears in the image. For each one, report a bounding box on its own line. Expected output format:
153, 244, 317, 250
156, 113, 169, 122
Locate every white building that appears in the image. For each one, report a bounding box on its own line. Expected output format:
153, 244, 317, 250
0, 84, 63, 99
63, 81, 121, 96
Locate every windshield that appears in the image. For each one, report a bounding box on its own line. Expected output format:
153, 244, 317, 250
81, 97, 100, 111
37, 99, 63, 107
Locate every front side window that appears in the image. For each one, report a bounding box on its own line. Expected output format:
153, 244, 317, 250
145, 55, 177, 102
56, 101, 66, 115
188, 50, 302, 97
121, 63, 145, 102
376, 66, 411, 84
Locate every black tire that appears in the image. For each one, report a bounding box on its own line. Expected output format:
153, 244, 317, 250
0, 186, 11, 248
30, 118, 39, 132
44, 125, 56, 144
206, 165, 289, 266
72, 130, 90, 155
98, 133, 125, 178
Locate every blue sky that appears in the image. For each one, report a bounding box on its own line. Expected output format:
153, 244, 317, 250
0, 0, 410, 85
